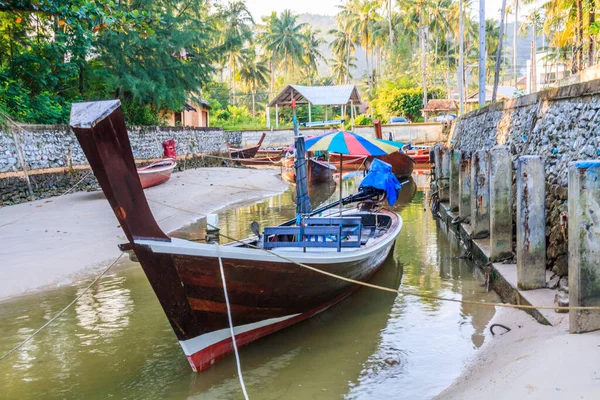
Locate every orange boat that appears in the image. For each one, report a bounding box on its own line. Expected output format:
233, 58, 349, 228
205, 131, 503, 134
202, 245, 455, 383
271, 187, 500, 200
404, 148, 431, 163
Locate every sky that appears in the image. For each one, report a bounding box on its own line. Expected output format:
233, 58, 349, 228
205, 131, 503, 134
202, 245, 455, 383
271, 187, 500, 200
244, 0, 517, 21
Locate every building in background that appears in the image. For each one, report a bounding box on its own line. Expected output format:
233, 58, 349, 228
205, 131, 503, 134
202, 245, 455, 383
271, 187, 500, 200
164, 98, 211, 127
526, 51, 568, 94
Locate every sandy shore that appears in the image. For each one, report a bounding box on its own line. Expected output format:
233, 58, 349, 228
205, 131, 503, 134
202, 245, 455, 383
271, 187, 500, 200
0, 167, 288, 300
436, 307, 600, 399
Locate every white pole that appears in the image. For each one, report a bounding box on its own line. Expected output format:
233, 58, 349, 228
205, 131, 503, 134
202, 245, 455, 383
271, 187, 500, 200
275, 104, 279, 129
308, 103, 312, 123
459, 0, 464, 115
478, 0, 486, 107
266, 106, 270, 128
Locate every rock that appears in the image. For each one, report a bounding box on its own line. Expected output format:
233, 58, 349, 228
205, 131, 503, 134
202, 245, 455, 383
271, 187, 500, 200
559, 276, 569, 293
555, 291, 569, 313
552, 255, 569, 276
547, 274, 560, 290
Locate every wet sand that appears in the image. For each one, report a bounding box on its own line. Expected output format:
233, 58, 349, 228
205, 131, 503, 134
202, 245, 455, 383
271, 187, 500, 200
437, 307, 600, 399
0, 167, 287, 300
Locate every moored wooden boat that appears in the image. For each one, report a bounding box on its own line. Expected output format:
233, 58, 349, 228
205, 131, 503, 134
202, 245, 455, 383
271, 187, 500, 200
137, 158, 177, 189
229, 132, 266, 159
328, 154, 368, 170
237, 154, 282, 166
370, 152, 415, 178
281, 156, 337, 184
404, 148, 431, 164
69, 100, 403, 373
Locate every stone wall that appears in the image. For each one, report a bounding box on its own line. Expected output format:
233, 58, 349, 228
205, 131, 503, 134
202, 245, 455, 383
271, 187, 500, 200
0, 125, 227, 173
450, 79, 600, 277
230, 122, 446, 148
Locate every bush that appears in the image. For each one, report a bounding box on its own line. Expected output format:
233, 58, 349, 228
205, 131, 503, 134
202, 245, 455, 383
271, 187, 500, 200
354, 114, 373, 126
371, 83, 444, 122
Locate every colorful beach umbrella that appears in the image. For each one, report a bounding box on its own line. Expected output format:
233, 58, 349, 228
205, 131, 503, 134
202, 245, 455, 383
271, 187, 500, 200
304, 130, 403, 215
304, 130, 403, 156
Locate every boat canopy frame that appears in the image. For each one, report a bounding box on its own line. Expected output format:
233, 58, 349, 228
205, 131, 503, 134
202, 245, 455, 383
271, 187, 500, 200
266, 85, 361, 130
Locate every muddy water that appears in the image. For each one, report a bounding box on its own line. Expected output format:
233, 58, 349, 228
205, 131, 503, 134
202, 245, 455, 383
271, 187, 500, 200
0, 175, 500, 400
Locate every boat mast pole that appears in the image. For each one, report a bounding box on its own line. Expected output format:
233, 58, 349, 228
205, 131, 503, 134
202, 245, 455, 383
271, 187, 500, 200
292, 95, 312, 218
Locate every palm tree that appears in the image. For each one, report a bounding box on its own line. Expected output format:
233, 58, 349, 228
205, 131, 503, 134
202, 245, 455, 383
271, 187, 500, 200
260, 10, 307, 75
345, 0, 379, 94
301, 27, 326, 85
329, 55, 358, 84
328, 26, 356, 84
215, 1, 254, 103
238, 50, 270, 117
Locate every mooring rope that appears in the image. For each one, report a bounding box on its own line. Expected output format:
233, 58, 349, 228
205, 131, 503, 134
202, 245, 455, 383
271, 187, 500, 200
0, 253, 124, 362
215, 244, 250, 400
146, 199, 600, 312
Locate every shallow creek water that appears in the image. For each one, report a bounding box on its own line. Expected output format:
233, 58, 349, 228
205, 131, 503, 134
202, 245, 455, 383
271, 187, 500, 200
0, 173, 500, 399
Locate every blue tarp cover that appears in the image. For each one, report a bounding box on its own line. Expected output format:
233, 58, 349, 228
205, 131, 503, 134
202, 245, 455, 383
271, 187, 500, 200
359, 158, 402, 206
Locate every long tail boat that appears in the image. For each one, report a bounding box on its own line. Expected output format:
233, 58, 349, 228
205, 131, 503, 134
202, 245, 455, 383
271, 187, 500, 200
229, 132, 266, 159
69, 100, 403, 372
281, 155, 337, 184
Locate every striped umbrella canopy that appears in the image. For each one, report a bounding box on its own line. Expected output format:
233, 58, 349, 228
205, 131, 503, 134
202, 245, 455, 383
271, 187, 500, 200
304, 130, 402, 156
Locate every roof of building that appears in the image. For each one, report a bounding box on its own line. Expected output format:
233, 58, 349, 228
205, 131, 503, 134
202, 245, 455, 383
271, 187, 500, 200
422, 99, 459, 112
268, 84, 361, 107
466, 86, 519, 103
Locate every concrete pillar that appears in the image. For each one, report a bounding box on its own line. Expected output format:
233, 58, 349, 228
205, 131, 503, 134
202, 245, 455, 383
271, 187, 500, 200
470, 150, 490, 239
459, 152, 472, 222
449, 149, 461, 211
569, 160, 600, 333
489, 146, 513, 260
516, 156, 546, 290
440, 149, 450, 201
434, 144, 443, 193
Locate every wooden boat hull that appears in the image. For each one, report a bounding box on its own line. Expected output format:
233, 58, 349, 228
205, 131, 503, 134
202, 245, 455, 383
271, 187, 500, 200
282, 158, 336, 184
404, 148, 431, 164
237, 154, 282, 166
229, 132, 267, 159
133, 207, 400, 371
328, 154, 368, 170
371, 152, 415, 178
137, 158, 177, 189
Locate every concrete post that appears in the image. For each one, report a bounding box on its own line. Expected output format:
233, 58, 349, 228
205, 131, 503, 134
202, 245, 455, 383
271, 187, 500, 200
440, 149, 450, 201
434, 144, 443, 193
449, 149, 461, 211
470, 150, 490, 239
489, 146, 513, 260
569, 161, 600, 333
516, 156, 546, 290
459, 152, 472, 222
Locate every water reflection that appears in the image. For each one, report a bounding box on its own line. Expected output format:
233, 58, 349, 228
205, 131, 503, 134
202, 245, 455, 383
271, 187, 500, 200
0, 171, 500, 400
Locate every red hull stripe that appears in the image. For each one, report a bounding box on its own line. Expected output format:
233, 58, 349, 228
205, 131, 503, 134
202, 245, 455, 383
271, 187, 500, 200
183, 271, 374, 372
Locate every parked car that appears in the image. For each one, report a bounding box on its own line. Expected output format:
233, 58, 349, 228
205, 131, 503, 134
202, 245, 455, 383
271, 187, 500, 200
432, 114, 457, 122
387, 116, 410, 124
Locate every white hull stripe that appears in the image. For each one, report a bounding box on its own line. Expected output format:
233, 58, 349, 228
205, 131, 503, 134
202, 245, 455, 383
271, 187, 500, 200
178, 313, 300, 356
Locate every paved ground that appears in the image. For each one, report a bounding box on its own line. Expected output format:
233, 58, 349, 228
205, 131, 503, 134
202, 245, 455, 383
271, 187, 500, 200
0, 167, 287, 300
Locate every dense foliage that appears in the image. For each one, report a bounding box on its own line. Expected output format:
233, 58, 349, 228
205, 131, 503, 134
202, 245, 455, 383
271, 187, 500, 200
0, 1, 596, 127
